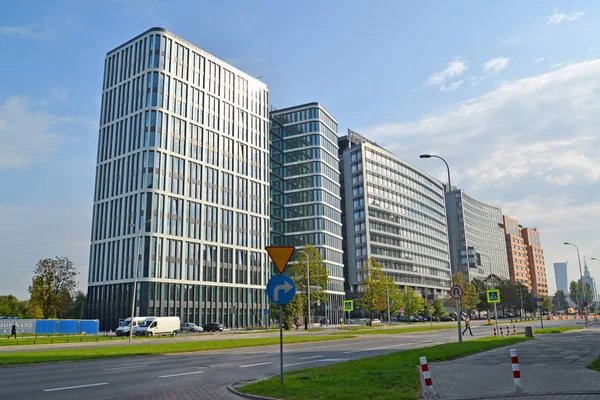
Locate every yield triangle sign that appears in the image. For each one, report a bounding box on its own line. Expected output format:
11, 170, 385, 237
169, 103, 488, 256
266, 246, 295, 274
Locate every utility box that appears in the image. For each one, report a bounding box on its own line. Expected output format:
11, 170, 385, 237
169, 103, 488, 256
524, 326, 535, 337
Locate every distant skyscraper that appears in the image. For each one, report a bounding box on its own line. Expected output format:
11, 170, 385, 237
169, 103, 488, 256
553, 262, 568, 294
522, 227, 548, 297
446, 189, 510, 281
582, 258, 598, 302
88, 28, 271, 330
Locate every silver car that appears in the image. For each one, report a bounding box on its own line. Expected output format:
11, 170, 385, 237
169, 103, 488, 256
180, 322, 203, 333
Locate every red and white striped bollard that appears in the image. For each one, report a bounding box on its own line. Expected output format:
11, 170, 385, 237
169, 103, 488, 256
419, 356, 436, 395
510, 348, 522, 392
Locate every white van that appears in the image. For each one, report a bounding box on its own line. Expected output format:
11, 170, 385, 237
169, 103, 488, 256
134, 316, 181, 337
115, 317, 149, 336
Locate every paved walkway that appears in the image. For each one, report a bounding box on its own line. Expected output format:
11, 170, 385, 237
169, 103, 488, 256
114, 383, 242, 399
429, 329, 600, 399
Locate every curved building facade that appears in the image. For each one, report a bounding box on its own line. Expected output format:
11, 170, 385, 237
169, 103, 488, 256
340, 130, 451, 299
88, 28, 271, 330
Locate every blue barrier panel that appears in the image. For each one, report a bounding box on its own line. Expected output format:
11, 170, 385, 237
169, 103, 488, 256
35, 320, 58, 334
58, 320, 78, 334
79, 320, 99, 335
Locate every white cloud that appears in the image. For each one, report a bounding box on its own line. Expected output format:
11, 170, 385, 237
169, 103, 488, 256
426, 60, 467, 90
483, 57, 510, 73
0, 96, 93, 169
546, 11, 585, 25
0, 24, 54, 40
50, 86, 68, 102
360, 60, 600, 288
440, 80, 464, 93
534, 57, 546, 64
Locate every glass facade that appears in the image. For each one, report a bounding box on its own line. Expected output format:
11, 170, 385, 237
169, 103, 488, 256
88, 28, 270, 330
447, 190, 510, 281
270, 103, 345, 323
340, 130, 452, 299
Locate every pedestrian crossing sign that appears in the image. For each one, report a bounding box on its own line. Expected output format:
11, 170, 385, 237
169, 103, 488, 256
343, 300, 354, 312
486, 289, 500, 303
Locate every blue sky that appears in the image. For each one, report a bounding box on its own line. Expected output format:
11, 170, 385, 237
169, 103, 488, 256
1, 1, 599, 299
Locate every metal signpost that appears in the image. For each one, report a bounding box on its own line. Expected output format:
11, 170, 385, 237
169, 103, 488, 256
486, 289, 500, 334
450, 285, 464, 342
266, 246, 296, 385
427, 299, 434, 328
534, 297, 544, 329
343, 300, 354, 336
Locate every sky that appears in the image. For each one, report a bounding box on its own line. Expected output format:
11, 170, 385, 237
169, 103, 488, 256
0, 1, 598, 299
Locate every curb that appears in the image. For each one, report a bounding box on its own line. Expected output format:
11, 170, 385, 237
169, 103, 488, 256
445, 392, 600, 399
227, 379, 281, 400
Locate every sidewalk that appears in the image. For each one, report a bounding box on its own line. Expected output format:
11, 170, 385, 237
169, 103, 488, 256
428, 329, 600, 399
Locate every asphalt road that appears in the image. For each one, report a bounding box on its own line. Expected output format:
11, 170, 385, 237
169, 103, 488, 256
0, 319, 583, 400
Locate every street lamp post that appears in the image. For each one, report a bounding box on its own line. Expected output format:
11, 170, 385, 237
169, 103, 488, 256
591, 257, 599, 310
564, 243, 588, 328
306, 254, 311, 331
129, 218, 152, 343
420, 154, 462, 342
384, 269, 391, 325
480, 254, 499, 331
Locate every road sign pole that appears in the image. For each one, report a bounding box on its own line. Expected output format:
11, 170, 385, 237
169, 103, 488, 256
279, 305, 283, 384
457, 298, 462, 343
494, 302, 499, 333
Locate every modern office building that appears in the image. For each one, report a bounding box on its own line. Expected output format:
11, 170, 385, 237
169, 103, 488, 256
502, 215, 531, 290
522, 227, 549, 297
88, 28, 271, 330
270, 103, 345, 323
446, 190, 510, 282
339, 130, 452, 300
582, 258, 598, 302
553, 262, 569, 294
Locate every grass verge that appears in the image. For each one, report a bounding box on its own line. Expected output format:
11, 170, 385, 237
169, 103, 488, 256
239, 336, 532, 400
335, 325, 455, 335
516, 326, 582, 335
0, 335, 353, 366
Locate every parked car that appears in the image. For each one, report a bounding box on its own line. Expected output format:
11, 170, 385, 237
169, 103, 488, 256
366, 319, 382, 326
439, 316, 456, 322
397, 316, 411, 322
134, 316, 181, 337
203, 322, 224, 332
181, 322, 203, 333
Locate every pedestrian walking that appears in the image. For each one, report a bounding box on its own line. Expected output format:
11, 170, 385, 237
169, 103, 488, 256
462, 317, 474, 336
9, 323, 17, 339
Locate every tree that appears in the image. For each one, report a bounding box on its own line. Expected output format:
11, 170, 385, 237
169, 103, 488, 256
451, 273, 478, 312
64, 291, 87, 319
471, 278, 490, 317
284, 246, 328, 330
401, 287, 426, 317
0, 295, 20, 317
433, 298, 448, 319
356, 258, 388, 320
552, 290, 568, 310
29, 257, 78, 319
569, 280, 593, 310
542, 297, 552, 313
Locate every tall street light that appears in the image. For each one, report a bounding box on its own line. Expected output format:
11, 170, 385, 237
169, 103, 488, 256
129, 218, 152, 343
420, 153, 463, 342
564, 242, 588, 328
591, 257, 599, 304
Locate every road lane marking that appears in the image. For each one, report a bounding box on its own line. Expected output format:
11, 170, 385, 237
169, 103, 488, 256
281, 360, 323, 367
343, 343, 417, 354
239, 362, 272, 368
298, 355, 323, 360
319, 359, 350, 362
102, 364, 148, 371
159, 371, 204, 378
44, 383, 109, 392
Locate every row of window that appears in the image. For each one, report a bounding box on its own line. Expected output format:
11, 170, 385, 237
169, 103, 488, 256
367, 182, 445, 220
367, 195, 447, 232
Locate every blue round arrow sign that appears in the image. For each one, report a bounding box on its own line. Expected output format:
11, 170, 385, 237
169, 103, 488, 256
266, 275, 296, 305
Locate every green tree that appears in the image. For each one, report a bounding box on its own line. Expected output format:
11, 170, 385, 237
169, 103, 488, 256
0, 295, 20, 317
569, 280, 593, 310
387, 277, 404, 317
64, 291, 87, 319
451, 273, 478, 312
284, 246, 328, 330
29, 257, 78, 319
542, 296, 552, 313
552, 290, 568, 310
471, 278, 490, 317
356, 258, 388, 320
433, 298, 448, 319
401, 287, 426, 318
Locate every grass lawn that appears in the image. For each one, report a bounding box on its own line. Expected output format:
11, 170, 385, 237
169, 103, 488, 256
516, 326, 582, 335
337, 325, 455, 335
239, 336, 532, 400
0, 335, 353, 366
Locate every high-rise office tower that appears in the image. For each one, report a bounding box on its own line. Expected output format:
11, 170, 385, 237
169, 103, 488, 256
553, 262, 568, 294
521, 227, 548, 297
502, 215, 531, 290
88, 28, 271, 330
339, 130, 451, 299
270, 103, 345, 323
445, 190, 510, 281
